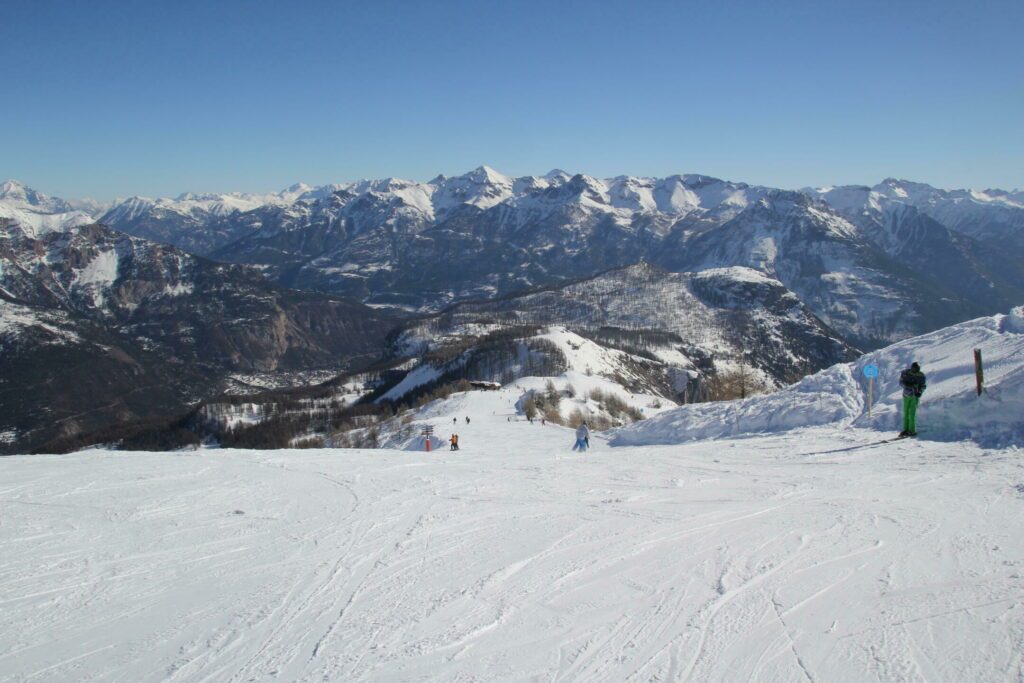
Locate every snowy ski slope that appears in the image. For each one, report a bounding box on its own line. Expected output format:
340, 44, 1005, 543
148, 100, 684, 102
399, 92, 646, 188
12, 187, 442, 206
2, 389, 1023, 681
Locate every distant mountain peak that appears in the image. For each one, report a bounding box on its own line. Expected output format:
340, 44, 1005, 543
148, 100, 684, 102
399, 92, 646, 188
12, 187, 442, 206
679, 174, 727, 188
1, 179, 46, 205
756, 188, 815, 210
463, 165, 512, 185
873, 178, 937, 199
0, 179, 79, 221
1, 179, 27, 194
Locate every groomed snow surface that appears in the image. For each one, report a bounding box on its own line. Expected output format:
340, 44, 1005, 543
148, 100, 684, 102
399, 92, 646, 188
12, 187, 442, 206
3, 417, 1024, 679
2, 310, 1023, 681
2, 432, 1022, 682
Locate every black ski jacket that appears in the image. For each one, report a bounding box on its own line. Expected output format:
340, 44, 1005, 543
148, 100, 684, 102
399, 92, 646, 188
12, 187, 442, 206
899, 369, 927, 398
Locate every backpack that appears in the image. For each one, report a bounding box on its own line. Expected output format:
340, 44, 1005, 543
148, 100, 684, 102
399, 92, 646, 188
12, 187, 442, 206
900, 369, 924, 397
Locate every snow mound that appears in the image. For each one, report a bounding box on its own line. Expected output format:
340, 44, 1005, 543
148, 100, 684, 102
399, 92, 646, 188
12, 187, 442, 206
611, 307, 1024, 448
379, 364, 443, 402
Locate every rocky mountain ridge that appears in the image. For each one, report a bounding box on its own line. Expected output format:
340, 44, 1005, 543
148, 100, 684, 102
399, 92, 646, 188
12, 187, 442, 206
392, 261, 858, 389
11, 168, 1011, 347
0, 218, 399, 453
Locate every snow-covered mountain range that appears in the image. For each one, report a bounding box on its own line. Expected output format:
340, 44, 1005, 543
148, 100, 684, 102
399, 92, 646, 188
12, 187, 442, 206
2, 170, 1022, 452
5, 169, 1014, 347
810, 179, 1024, 248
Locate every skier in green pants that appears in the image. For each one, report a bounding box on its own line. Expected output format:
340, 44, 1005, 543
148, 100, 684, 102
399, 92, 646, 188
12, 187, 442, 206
898, 362, 927, 437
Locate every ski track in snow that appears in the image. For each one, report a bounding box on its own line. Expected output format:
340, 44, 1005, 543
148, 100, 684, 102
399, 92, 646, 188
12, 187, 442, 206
2, 410, 1024, 681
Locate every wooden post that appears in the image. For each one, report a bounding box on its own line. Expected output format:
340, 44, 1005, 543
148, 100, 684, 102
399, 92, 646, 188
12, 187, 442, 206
862, 364, 879, 417
974, 349, 984, 396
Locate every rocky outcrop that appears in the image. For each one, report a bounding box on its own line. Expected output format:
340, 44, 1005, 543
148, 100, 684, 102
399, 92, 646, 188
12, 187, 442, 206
0, 220, 401, 453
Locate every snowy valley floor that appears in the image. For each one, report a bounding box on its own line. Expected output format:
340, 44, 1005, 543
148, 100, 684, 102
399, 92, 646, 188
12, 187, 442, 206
2, 421, 1024, 681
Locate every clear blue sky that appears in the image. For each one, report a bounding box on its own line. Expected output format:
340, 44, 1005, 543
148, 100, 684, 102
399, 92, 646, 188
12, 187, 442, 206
2, 0, 1021, 199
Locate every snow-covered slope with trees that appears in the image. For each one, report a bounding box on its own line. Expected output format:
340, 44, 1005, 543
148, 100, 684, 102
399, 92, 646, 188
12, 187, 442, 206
0, 218, 399, 454
372, 325, 673, 405
397, 262, 858, 390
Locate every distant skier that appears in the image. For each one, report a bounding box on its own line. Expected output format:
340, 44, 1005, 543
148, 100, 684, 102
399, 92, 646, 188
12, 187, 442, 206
453, 417, 457, 425
465, 416, 470, 424
898, 362, 927, 438
573, 422, 590, 452
450, 433, 459, 451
